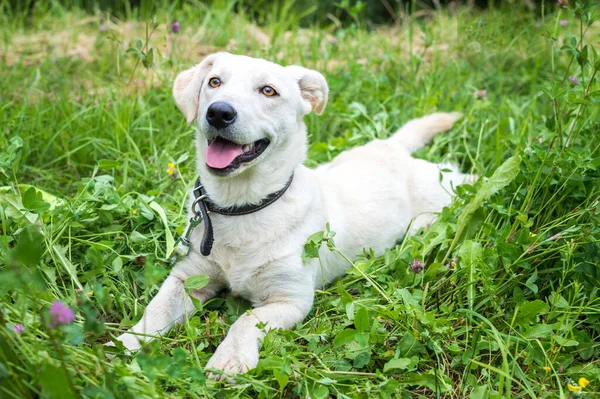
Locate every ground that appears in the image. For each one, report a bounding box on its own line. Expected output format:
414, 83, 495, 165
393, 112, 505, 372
0, 1, 599, 398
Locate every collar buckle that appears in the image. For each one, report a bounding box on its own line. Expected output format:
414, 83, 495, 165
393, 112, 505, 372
191, 194, 210, 216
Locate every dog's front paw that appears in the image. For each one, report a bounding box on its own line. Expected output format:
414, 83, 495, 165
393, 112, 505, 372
109, 332, 142, 352
205, 339, 259, 382
104, 333, 142, 360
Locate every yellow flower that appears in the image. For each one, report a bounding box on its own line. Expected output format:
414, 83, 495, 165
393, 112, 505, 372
166, 162, 176, 176
567, 384, 582, 393
578, 378, 590, 388
132, 209, 137, 215
543, 366, 551, 372
529, 232, 537, 237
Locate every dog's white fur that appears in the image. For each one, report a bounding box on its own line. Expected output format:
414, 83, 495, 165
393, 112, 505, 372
113, 52, 473, 379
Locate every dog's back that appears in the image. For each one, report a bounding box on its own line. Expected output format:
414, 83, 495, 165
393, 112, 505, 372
313, 112, 473, 262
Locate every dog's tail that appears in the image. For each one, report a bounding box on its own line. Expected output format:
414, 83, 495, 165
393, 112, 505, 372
389, 112, 463, 153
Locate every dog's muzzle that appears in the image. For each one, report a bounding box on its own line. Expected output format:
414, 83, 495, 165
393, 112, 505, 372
202, 102, 270, 175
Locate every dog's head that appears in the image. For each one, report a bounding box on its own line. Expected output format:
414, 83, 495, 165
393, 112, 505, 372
173, 52, 328, 177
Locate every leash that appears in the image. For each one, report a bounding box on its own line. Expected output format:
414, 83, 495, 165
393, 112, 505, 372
170, 174, 294, 262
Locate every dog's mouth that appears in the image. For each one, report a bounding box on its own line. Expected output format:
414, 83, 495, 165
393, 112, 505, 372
205, 137, 270, 174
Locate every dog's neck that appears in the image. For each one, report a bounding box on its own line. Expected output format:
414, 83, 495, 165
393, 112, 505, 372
196, 123, 307, 208
198, 163, 296, 208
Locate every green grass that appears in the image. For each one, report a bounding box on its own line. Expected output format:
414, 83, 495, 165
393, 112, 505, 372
1, 1, 600, 398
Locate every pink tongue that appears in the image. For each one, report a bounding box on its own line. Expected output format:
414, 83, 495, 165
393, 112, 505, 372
205, 139, 244, 169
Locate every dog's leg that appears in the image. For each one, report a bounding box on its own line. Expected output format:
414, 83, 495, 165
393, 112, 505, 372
205, 258, 313, 380
205, 302, 309, 380
390, 112, 463, 153
111, 255, 224, 351
407, 159, 479, 233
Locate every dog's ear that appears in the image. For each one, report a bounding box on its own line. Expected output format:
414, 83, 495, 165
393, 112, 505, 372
286, 66, 329, 115
173, 53, 220, 124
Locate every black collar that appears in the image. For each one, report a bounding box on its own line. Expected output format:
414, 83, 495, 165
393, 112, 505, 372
191, 174, 294, 256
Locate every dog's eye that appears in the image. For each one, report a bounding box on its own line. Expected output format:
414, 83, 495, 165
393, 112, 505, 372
260, 85, 278, 97
208, 77, 222, 88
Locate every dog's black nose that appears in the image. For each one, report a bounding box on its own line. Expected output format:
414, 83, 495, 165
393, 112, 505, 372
206, 102, 237, 129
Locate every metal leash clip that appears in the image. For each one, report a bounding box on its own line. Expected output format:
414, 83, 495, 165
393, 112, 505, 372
169, 210, 203, 264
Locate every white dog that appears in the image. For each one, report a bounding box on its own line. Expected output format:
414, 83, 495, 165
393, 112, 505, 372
112, 52, 473, 378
